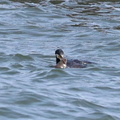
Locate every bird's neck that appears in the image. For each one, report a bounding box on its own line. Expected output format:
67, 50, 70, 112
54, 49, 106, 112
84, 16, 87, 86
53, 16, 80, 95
55, 58, 67, 68
56, 57, 60, 64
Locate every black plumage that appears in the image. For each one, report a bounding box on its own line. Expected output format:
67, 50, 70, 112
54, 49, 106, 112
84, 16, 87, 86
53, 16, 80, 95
55, 49, 92, 68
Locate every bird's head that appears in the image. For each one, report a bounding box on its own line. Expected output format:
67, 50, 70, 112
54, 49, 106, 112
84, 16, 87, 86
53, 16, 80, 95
55, 49, 64, 64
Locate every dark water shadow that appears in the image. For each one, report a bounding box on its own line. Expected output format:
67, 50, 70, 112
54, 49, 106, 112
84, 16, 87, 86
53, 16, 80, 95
10, 0, 41, 3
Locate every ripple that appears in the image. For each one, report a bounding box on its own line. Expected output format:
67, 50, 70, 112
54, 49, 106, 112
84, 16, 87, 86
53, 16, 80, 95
13, 54, 34, 61
0, 107, 30, 119
41, 69, 68, 79
0, 67, 10, 72
76, 111, 117, 120
2, 70, 20, 75
113, 25, 120, 30
15, 91, 41, 105
11, 63, 23, 69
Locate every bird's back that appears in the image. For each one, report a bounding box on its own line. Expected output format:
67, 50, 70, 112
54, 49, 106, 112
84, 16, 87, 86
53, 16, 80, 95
67, 59, 92, 68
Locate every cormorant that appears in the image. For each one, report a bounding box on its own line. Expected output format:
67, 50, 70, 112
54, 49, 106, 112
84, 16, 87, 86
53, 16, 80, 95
55, 49, 92, 68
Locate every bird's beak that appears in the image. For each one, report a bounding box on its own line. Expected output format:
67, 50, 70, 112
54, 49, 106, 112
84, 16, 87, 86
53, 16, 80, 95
56, 54, 66, 64
56, 54, 64, 60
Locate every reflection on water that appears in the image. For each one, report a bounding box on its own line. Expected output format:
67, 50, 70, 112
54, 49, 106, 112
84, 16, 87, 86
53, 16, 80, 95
0, 0, 120, 120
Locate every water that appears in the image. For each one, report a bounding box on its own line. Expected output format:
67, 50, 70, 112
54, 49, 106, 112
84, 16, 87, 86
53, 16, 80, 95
0, 0, 120, 120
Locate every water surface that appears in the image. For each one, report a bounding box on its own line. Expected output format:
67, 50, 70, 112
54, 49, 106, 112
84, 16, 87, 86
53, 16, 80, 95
0, 0, 120, 120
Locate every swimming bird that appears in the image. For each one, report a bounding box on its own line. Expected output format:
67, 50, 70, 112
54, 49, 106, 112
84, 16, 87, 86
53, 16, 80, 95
55, 49, 92, 68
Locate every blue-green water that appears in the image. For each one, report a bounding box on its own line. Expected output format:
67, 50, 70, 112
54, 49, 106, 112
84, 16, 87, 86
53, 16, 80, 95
0, 0, 120, 120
